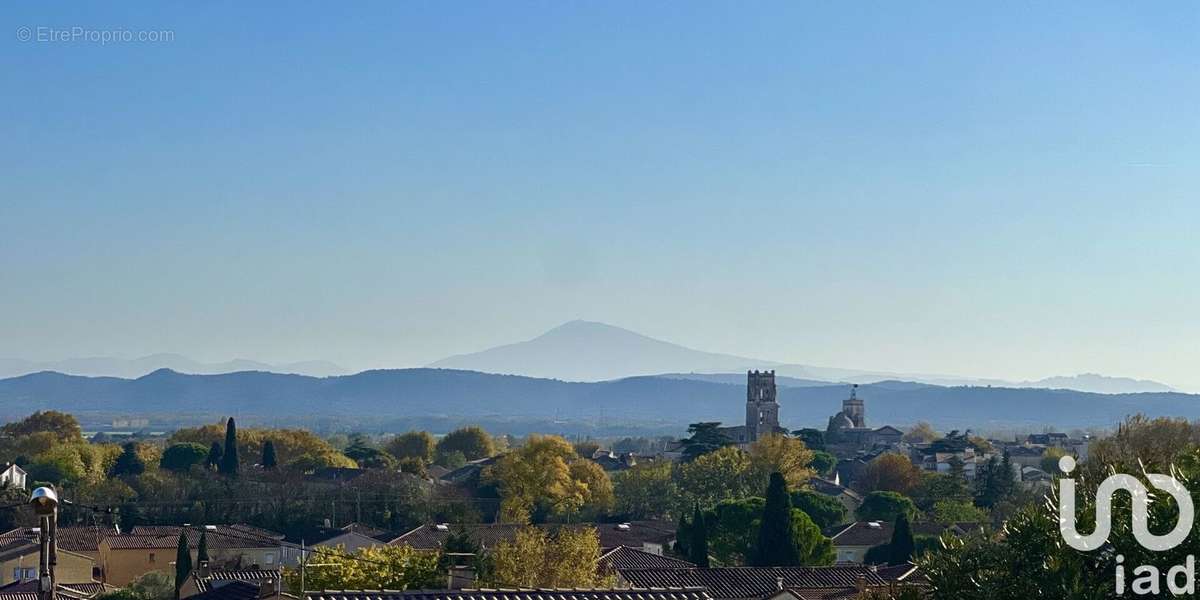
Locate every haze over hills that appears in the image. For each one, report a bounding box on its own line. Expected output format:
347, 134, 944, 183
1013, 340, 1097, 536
0, 321, 1174, 394
0, 368, 1193, 432
428, 320, 1177, 393
0, 354, 347, 379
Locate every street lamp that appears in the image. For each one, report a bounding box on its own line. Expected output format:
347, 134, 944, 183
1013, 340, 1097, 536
29, 487, 58, 600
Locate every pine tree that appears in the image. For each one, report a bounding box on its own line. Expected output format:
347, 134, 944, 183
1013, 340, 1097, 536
196, 531, 209, 564
219, 417, 239, 476
174, 530, 192, 599
752, 472, 800, 566
262, 440, 278, 469
111, 443, 146, 477
688, 504, 710, 567
887, 513, 915, 565
206, 442, 223, 471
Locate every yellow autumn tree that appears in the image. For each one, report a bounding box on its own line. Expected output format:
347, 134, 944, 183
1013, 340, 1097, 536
281, 545, 442, 591
747, 434, 815, 489
484, 435, 613, 523
489, 526, 612, 588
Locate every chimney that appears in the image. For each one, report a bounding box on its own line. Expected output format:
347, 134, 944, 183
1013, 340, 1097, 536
856, 576, 867, 595
444, 552, 476, 590
775, 577, 784, 591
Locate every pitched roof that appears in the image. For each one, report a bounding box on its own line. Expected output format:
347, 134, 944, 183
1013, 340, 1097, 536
184, 580, 282, 600
106, 525, 283, 550
0, 527, 115, 553
829, 521, 957, 548
195, 569, 282, 593
616, 567, 887, 599
393, 522, 675, 552
0, 581, 113, 600
305, 589, 712, 600
598, 547, 694, 570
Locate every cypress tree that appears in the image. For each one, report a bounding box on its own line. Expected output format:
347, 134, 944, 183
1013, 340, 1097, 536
219, 417, 239, 476
196, 531, 209, 564
207, 442, 223, 471
689, 504, 710, 567
174, 530, 192, 599
752, 472, 800, 566
262, 440, 278, 469
888, 513, 916, 565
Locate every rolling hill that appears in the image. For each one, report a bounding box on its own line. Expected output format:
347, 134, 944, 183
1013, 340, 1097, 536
0, 368, 1194, 431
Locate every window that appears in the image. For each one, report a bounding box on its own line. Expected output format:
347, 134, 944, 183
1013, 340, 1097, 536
264, 553, 276, 565
149, 553, 156, 563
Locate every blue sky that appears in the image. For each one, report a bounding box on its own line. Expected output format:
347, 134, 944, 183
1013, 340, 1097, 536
2, 3, 1198, 387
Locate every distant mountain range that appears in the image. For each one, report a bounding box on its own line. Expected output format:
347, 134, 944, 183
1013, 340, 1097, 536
1, 321, 1175, 395
0, 367, 1194, 431
428, 320, 1176, 393
0, 354, 347, 379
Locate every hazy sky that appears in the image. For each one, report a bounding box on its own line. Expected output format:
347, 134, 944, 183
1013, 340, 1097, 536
2, 3, 1198, 388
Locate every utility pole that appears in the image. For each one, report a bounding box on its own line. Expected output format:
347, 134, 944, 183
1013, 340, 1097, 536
31, 487, 59, 600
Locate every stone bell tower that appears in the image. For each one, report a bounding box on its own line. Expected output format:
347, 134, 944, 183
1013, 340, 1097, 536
745, 370, 780, 442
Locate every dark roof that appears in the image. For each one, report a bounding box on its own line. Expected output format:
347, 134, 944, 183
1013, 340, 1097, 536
0, 526, 115, 552
831, 521, 966, 547
195, 570, 282, 593
0, 539, 38, 562
598, 547, 694, 570
185, 580, 268, 600
107, 525, 283, 550
872, 563, 922, 583
616, 567, 887, 599
393, 522, 675, 551
0, 581, 112, 600
306, 589, 712, 600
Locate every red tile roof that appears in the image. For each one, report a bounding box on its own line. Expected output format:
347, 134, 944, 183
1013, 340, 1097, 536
305, 589, 712, 600
616, 567, 887, 599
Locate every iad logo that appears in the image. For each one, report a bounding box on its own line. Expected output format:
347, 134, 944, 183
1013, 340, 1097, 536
1058, 455, 1196, 595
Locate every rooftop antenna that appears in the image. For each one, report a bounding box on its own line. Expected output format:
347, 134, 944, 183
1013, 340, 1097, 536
850, 383, 858, 400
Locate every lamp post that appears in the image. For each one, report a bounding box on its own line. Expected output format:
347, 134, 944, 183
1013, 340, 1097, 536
30, 487, 58, 600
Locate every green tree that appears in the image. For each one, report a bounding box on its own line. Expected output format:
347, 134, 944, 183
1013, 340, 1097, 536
752, 472, 799, 566
688, 504, 710, 567
792, 428, 825, 451
856, 491, 917, 523
673, 446, 757, 509
931, 500, 988, 524
96, 571, 175, 600
219, 418, 239, 476
791, 489, 848, 529
262, 440, 278, 469
387, 431, 436, 464
196, 531, 209, 564
112, 443, 147, 477
613, 461, 679, 519
679, 422, 733, 462
807, 451, 837, 477
160, 443, 210, 473
973, 455, 1014, 509
437, 426, 495, 461
888, 513, 916, 566
206, 442, 222, 470
174, 531, 192, 599
344, 441, 399, 470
